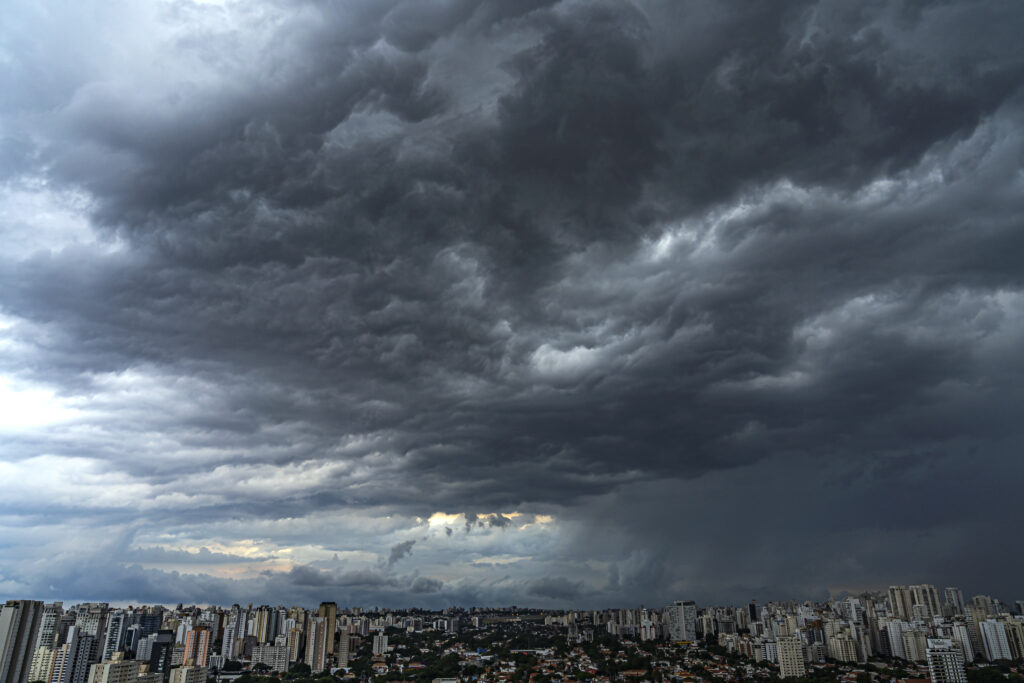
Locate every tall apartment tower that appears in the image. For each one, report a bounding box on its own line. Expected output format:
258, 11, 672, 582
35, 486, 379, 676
668, 601, 697, 642
304, 618, 328, 673
927, 639, 967, 683
978, 620, 1012, 662
181, 628, 209, 668
316, 604, 336, 658
0, 600, 44, 683
972, 596, 995, 617
87, 655, 141, 683
101, 614, 127, 663
777, 635, 806, 678
219, 624, 236, 662
945, 588, 966, 616
33, 606, 64, 654
910, 585, 942, 619
29, 645, 56, 683
335, 634, 349, 669
49, 627, 93, 683
888, 587, 915, 621
147, 632, 174, 683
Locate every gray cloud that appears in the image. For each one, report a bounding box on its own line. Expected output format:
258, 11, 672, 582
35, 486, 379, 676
386, 540, 416, 567
409, 576, 444, 594
528, 576, 585, 602
0, 0, 1022, 607
125, 546, 274, 566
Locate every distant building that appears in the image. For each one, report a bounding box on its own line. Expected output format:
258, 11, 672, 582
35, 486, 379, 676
147, 632, 174, 683
182, 628, 209, 668
167, 668, 203, 683
926, 639, 967, 683
978, 620, 1012, 661
50, 627, 93, 683
87, 655, 140, 683
902, 629, 928, 662
910, 586, 942, 619
335, 634, 349, 669
251, 646, 288, 674
304, 618, 328, 673
102, 614, 128, 664
944, 589, 966, 616
34, 606, 64, 654
668, 602, 697, 642
777, 636, 805, 679
29, 646, 55, 683
828, 633, 857, 663
316, 605, 336, 659
0, 601, 44, 683
888, 587, 914, 622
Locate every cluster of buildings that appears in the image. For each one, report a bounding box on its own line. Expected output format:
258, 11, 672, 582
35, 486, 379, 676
0, 586, 1020, 683
550, 587, 1023, 679
0, 600, 480, 683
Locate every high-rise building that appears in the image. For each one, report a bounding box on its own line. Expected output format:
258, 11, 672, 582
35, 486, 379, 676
101, 614, 127, 663
888, 587, 915, 622
218, 625, 235, 662
33, 606, 63, 654
972, 596, 995, 617
777, 636, 805, 678
882, 619, 911, 660
251, 645, 288, 673
950, 623, 975, 662
28, 647, 55, 683
87, 654, 140, 683
1, 600, 45, 683
335, 634, 349, 669
181, 629, 208, 668
909, 585, 941, 619
944, 588, 966, 616
827, 633, 857, 663
72, 609, 105, 667
285, 628, 302, 665
978, 620, 1012, 662
54, 617, 76, 652
147, 632, 175, 682
136, 613, 161, 643
304, 618, 328, 673
49, 628, 93, 683
926, 639, 967, 683
166, 668, 203, 683
668, 601, 697, 642
902, 630, 928, 662
316, 604, 336, 658
1003, 620, 1024, 661
371, 635, 387, 656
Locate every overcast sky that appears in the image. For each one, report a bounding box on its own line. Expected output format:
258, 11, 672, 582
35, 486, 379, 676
1, 0, 1023, 610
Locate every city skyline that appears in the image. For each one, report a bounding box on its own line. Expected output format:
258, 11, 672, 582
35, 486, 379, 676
5, 585, 1023, 612
2, 588, 1022, 683
2, 1, 1024, 608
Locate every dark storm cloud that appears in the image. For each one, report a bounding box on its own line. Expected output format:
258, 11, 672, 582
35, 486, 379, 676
1, 0, 1023, 605
409, 576, 444, 595
386, 540, 416, 567
528, 576, 585, 602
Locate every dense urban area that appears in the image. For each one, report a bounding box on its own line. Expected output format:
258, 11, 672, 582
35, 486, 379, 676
2, 586, 1023, 683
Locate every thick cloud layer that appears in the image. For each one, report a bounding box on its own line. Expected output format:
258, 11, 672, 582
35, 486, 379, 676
1, 0, 1022, 608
